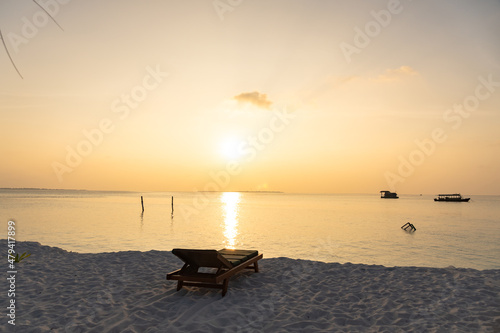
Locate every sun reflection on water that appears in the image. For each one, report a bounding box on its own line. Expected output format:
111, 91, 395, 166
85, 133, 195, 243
221, 192, 241, 249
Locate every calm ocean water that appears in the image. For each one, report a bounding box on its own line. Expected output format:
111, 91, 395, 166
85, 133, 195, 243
1, 189, 499, 269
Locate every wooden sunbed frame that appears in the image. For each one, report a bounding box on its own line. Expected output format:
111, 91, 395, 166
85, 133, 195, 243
166, 249, 263, 297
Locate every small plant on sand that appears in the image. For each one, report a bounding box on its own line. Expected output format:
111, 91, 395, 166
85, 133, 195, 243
14, 252, 31, 263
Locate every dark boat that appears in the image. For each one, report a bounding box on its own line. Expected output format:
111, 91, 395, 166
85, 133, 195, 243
380, 190, 399, 199
434, 194, 470, 202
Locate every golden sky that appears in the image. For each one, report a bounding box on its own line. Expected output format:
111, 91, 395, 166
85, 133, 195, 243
1, 0, 499, 194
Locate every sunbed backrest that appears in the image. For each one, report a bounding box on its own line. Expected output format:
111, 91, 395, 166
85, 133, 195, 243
172, 249, 233, 269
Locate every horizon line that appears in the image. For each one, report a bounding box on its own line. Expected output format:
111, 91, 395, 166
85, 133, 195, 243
1, 187, 498, 196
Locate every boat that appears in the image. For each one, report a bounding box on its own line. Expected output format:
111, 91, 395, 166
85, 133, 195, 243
380, 190, 398, 199
434, 194, 470, 202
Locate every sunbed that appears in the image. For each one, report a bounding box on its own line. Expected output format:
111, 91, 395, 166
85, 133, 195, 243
166, 248, 263, 297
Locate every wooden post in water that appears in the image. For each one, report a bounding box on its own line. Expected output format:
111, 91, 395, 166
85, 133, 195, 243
171, 196, 174, 217
141, 196, 144, 212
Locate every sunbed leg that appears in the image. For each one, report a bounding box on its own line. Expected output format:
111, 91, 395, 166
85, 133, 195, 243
176, 281, 183, 291
254, 261, 259, 273
221, 279, 229, 297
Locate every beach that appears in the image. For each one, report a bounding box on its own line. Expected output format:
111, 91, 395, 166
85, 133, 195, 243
3, 241, 499, 332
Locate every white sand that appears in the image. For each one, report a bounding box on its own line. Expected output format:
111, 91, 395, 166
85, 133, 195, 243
2, 241, 500, 332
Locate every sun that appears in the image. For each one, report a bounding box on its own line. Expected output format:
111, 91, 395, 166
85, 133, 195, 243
219, 137, 243, 161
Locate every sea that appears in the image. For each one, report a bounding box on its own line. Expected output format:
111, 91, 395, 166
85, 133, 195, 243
1, 189, 499, 270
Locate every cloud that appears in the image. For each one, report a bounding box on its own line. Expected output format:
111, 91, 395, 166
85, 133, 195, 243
233, 91, 272, 109
299, 66, 420, 104
377, 66, 419, 81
